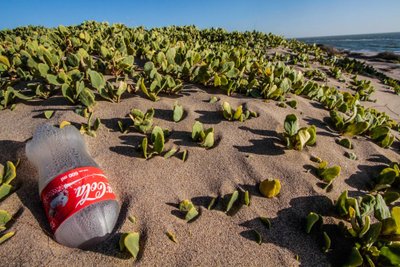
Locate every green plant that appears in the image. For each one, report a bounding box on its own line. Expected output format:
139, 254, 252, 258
259, 179, 281, 198
179, 200, 199, 222
276, 102, 287, 108
338, 138, 353, 149
181, 149, 188, 162
221, 101, 257, 122
119, 232, 140, 259
0, 86, 32, 110
117, 120, 129, 134
305, 212, 322, 234
0, 23, 396, 146
369, 125, 395, 149
243, 190, 250, 206
88, 69, 129, 103
0, 55, 10, 71
384, 78, 400, 95
345, 151, 358, 160
282, 114, 316, 150
88, 69, 106, 93
191, 121, 214, 148
79, 112, 101, 137
44, 110, 54, 119
61, 80, 96, 109
304, 69, 327, 82
350, 76, 375, 102
259, 217, 271, 229
98, 47, 135, 77
119, 218, 140, 260
373, 161, 399, 191
329, 66, 343, 81
140, 126, 167, 159
129, 108, 155, 133
225, 190, 239, 213
330, 106, 395, 148
207, 197, 217, 210
252, 229, 262, 245
286, 99, 297, 109
0, 230, 14, 245
209, 96, 219, 103
0, 161, 18, 244
138, 62, 183, 101
329, 108, 370, 136
306, 187, 400, 266
0, 161, 17, 201
316, 160, 341, 189
173, 101, 184, 122
212, 61, 240, 88
59, 120, 71, 129
305, 212, 332, 254
164, 146, 178, 159
334, 191, 400, 266
166, 230, 178, 243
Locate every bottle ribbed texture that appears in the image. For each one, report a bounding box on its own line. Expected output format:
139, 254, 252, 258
26, 124, 119, 248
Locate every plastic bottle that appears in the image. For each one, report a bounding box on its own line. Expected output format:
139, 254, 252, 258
26, 124, 120, 248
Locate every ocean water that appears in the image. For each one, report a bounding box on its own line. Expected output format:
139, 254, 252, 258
298, 32, 400, 55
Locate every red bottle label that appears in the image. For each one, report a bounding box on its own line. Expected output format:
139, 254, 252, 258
40, 167, 116, 233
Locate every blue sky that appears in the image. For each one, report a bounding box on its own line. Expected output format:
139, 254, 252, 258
2, 0, 399, 37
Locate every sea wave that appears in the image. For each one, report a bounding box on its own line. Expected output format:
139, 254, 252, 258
311, 38, 399, 42
299, 32, 400, 54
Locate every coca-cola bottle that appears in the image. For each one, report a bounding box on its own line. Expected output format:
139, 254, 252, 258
26, 124, 120, 248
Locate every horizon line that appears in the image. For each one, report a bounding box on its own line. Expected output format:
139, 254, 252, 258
0, 22, 398, 41
295, 31, 400, 39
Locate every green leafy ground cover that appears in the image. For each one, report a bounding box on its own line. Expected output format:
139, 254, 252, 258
1, 22, 399, 265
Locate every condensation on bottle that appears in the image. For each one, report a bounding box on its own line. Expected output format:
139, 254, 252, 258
26, 124, 120, 248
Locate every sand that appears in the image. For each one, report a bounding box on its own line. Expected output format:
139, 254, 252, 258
0, 58, 399, 266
